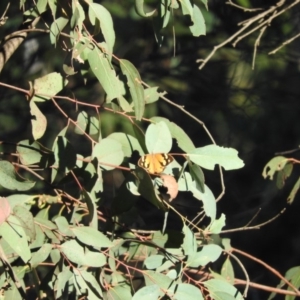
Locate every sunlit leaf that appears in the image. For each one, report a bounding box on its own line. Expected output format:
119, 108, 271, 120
134, 0, 156, 17
221, 258, 235, 284
208, 214, 226, 234
50, 17, 69, 45
17, 140, 42, 165
0, 215, 31, 263
30, 101, 47, 140
92, 138, 124, 171
132, 285, 160, 300
151, 117, 195, 152
75, 111, 99, 136
120, 59, 145, 121
13, 205, 36, 240
0, 161, 35, 191
71, 226, 113, 248
204, 279, 244, 300
145, 121, 172, 153
187, 244, 222, 268
287, 177, 300, 205
174, 283, 204, 300
33, 72, 67, 100
30, 243, 52, 268
89, 3, 115, 53
262, 156, 288, 180
189, 5, 206, 36
144, 86, 160, 104
188, 145, 244, 170
88, 48, 121, 101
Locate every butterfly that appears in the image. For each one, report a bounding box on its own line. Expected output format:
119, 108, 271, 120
138, 153, 174, 175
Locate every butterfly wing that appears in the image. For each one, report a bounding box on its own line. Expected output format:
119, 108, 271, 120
138, 153, 174, 175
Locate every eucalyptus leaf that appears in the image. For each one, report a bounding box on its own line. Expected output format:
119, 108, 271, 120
145, 121, 172, 153
120, 59, 145, 121
188, 145, 244, 170
92, 138, 124, 171
0, 161, 35, 191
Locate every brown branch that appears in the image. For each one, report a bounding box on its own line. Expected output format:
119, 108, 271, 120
232, 247, 300, 296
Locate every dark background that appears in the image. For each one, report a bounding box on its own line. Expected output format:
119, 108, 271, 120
1, 0, 300, 299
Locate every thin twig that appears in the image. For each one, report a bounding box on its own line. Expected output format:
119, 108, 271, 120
225, 251, 250, 297
235, 278, 300, 296
221, 208, 286, 233
269, 32, 300, 55
252, 26, 267, 70
232, 247, 300, 296
226, 0, 263, 12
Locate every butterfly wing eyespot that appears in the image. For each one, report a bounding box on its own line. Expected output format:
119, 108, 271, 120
138, 153, 174, 175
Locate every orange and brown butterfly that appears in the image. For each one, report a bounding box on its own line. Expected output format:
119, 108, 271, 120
138, 153, 174, 175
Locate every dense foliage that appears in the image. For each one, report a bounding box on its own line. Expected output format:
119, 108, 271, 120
0, 0, 300, 299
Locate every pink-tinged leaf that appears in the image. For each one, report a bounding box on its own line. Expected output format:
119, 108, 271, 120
160, 174, 178, 202
0, 197, 11, 224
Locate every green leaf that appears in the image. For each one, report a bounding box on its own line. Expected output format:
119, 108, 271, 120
92, 138, 124, 171
151, 117, 195, 152
0, 161, 35, 191
132, 285, 160, 300
71, 1, 85, 32
52, 136, 77, 182
221, 258, 235, 284
187, 244, 222, 268
33, 72, 67, 100
204, 279, 244, 300
120, 59, 145, 121
88, 48, 122, 101
74, 269, 103, 299
54, 216, 74, 236
30, 243, 52, 268
75, 111, 99, 136
135, 167, 167, 211
56, 268, 73, 299
143, 270, 175, 295
71, 226, 113, 248
287, 177, 300, 205
48, 0, 57, 17
7, 194, 33, 209
50, 17, 69, 45
17, 140, 42, 165
107, 133, 144, 157
208, 214, 226, 234
179, 174, 216, 221
0, 215, 31, 263
174, 283, 204, 300
144, 87, 160, 104
189, 5, 206, 37
30, 101, 47, 140
188, 145, 244, 170
145, 121, 172, 153
107, 284, 132, 300
13, 205, 36, 241
262, 156, 288, 180
182, 224, 197, 256
61, 240, 106, 267
134, 0, 156, 17
144, 255, 164, 269
189, 163, 205, 192
89, 3, 115, 53
276, 161, 293, 189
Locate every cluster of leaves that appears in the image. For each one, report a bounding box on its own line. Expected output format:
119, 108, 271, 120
5, 0, 300, 299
